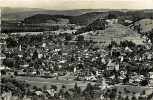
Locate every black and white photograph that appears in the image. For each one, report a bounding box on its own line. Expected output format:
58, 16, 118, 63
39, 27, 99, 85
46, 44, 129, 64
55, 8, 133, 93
0, 0, 153, 100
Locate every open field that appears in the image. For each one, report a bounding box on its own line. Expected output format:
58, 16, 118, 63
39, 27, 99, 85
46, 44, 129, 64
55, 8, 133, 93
15, 76, 96, 90
15, 76, 153, 93
115, 84, 153, 94
83, 24, 145, 47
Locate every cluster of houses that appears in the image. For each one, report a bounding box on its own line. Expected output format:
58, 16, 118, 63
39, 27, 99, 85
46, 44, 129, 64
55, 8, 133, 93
1, 30, 153, 87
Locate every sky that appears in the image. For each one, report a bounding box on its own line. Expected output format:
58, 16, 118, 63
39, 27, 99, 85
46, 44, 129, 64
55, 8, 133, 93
0, 0, 153, 10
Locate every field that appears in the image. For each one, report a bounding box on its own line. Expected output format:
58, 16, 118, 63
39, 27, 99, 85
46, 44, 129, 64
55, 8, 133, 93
83, 24, 145, 47
15, 76, 96, 91
15, 76, 153, 93
115, 84, 153, 98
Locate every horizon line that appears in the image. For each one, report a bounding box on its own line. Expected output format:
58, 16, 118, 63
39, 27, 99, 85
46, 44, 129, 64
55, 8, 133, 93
1, 6, 153, 11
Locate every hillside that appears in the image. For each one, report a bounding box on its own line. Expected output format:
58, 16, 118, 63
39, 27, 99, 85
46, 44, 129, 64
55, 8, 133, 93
75, 18, 107, 34
132, 19, 153, 33
71, 10, 153, 25
2, 7, 153, 25
70, 12, 109, 25
1, 7, 112, 21
1, 7, 46, 21
82, 24, 144, 47
24, 14, 72, 24
23, 12, 109, 26
2, 8, 153, 33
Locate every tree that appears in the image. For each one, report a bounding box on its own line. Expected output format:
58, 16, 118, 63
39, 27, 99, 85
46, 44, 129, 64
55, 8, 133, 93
123, 75, 129, 84
109, 88, 117, 100
142, 90, 146, 95
146, 30, 153, 48
120, 40, 136, 48
108, 41, 118, 50
3, 58, 15, 68
65, 34, 72, 41
6, 37, 18, 48
1, 77, 30, 97
73, 83, 81, 97
64, 91, 71, 100
76, 35, 84, 42
108, 13, 117, 19
140, 79, 149, 86
58, 84, 67, 97
118, 91, 122, 100
131, 96, 137, 100
43, 85, 47, 91
83, 83, 94, 100
1, 70, 7, 75
125, 96, 130, 100
62, 84, 66, 89
50, 85, 57, 91
32, 50, 38, 59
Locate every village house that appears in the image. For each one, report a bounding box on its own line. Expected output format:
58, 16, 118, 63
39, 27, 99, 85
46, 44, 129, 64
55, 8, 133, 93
106, 19, 118, 26
106, 59, 120, 71
149, 72, 153, 79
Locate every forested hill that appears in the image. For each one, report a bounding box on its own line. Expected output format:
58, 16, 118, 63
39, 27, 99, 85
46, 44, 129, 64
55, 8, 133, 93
23, 10, 153, 25
2, 7, 153, 26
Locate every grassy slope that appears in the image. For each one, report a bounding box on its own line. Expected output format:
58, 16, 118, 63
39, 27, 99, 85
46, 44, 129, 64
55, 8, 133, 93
83, 24, 144, 47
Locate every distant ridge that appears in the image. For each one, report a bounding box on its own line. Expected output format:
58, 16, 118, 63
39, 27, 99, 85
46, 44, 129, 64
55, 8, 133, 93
22, 10, 153, 26
1, 7, 153, 22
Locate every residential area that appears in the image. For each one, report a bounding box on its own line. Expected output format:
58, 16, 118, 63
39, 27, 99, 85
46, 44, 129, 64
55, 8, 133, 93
0, 7, 153, 100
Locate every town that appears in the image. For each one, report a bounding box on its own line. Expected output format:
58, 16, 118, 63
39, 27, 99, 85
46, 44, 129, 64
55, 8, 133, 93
0, 8, 153, 100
